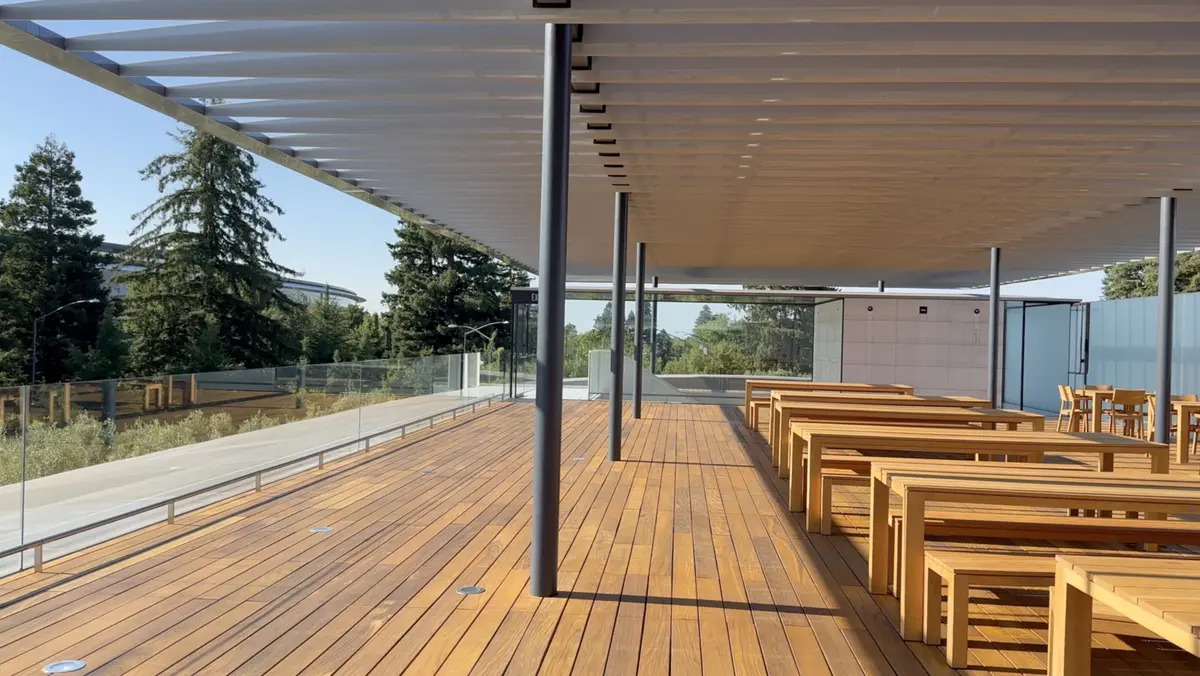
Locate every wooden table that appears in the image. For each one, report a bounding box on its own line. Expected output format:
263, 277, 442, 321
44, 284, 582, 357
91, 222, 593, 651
743, 379, 913, 426
1050, 554, 1200, 674
790, 423, 1168, 531
767, 392, 990, 441
1083, 388, 1116, 434
1088, 388, 1198, 463
769, 400, 1045, 465
867, 463, 1200, 640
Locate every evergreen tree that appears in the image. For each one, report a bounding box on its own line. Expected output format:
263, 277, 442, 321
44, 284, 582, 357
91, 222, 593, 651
0, 137, 109, 384
384, 221, 524, 356
69, 303, 129, 380
300, 292, 350, 364
348, 313, 387, 361
122, 127, 297, 374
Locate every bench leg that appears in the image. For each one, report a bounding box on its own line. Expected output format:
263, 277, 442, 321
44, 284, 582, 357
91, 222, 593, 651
946, 575, 971, 668
923, 566, 943, 646
820, 479, 834, 535
891, 521, 902, 599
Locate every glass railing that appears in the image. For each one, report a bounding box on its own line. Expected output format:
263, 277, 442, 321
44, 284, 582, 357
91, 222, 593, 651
0, 353, 507, 574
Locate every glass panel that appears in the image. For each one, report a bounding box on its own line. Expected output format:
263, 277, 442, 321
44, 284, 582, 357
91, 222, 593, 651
0, 386, 24, 574
10, 354, 497, 567
1003, 303, 1025, 408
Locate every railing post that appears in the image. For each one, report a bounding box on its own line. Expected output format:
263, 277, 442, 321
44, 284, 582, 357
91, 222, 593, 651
255, 473, 262, 492
167, 502, 176, 524
33, 544, 42, 573
318, 452, 325, 469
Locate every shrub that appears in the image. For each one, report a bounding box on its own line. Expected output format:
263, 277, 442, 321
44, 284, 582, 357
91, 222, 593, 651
238, 412, 280, 434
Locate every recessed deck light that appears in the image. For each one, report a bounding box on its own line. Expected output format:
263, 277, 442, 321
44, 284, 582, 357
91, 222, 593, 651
763, 99, 781, 103
457, 586, 486, 595
43, 662, 86, 674
770, 77, 788, 82
756, 118, 772, 122
747, 143, 760, 147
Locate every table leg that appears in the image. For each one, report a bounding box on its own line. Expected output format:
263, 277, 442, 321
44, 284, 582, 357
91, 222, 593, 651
744, 386, 752, 427
868, 476, 890, 594
1150, 451, 1169, 475
1091, 393, 1103, 433
805, 439, 823, 532
1048, 566, 1092, 676
1031, 417, 1045, 432
946, 575, 970, 668
900, 493, 927, 640
1177, 409, 1191, 464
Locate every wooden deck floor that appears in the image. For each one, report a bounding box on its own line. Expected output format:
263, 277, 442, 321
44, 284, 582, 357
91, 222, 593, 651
0, 401, 1198, 675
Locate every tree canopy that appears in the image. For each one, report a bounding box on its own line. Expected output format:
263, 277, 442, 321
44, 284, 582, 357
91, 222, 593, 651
0, 137, 109, 384
1102, 253, 1200, 299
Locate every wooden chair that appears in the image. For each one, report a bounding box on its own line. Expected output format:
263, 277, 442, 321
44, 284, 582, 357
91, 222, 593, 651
1146, 393, 1199, 442
1055, 385, 1091, 432
1106, 389, 1146, 438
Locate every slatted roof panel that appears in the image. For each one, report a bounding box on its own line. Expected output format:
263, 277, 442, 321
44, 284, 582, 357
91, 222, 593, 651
3, 0, 1200, 287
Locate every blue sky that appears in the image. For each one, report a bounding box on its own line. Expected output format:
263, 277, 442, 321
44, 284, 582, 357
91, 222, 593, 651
1, 41, 1104, 334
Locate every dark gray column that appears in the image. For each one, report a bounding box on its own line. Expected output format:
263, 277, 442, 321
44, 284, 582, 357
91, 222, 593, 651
877, 280, 885, 293
650, 276, 659, 375
986, 248, 1002, 408
1155, 196, 1177, 444
633, 242, 647, 419
609, 192, 629, 462
531, 22, 571, 599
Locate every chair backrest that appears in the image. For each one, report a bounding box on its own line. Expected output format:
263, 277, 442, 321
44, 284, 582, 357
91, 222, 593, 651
1177, 394, 1199, 403
1091, 384, 1114, 391
1058, 384, 1070, 402
1112, 389, 1146, 408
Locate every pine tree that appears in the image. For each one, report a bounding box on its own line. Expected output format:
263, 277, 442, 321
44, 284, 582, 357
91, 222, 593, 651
300, 292, 350, 364
69, 303, 129, 380
384, 221, 522, 356
0, 137, 109, 384
348, 314, 387, 361
122, 127, 297, 374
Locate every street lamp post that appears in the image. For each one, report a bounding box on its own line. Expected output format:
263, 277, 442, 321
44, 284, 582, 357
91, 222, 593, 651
31, 298, 101, 384
447, 321, 510, 392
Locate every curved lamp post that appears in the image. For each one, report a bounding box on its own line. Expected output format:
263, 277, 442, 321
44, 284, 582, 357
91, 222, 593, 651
31, 298, 101, 384
447, 320, 509, 391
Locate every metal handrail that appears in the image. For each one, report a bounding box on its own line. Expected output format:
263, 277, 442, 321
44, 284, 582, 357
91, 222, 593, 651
2, 391, 508, 572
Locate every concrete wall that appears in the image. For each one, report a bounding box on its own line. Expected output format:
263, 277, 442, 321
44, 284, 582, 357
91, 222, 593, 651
840, 297, 993, 397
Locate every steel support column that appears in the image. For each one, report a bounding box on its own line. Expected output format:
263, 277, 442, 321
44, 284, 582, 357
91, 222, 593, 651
633, 242, 646, 419
531, 22, 571, 599
650, 276, 659, 375
609, 192, 629, 462
986, 248, 1002, 408
1155, 196, 1177, 444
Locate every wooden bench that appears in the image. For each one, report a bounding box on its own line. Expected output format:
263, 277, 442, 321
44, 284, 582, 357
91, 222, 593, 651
924, 550, 1173, 669
924, 551, 1055, 668
889, 511, 1200, 601
748, 396, 770, 427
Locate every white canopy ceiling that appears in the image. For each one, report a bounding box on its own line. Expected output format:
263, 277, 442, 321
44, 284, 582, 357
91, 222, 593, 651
3, 0, 1200, 286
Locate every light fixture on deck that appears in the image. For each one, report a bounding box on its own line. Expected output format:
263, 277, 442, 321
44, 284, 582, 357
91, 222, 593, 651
310, 526, 334, 533
457, 585, 486, 595
43, 661, 86, 674
422, 470, 435, 475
